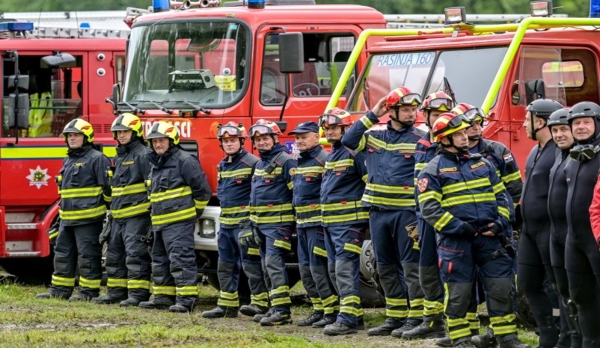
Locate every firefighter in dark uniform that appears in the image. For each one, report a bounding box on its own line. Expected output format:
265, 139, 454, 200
418, 113, 530, 348
564, 102, 600, 348
36, 119, 111, 301
202, 122, 268, 319
452, 103, 523, 348
288, 121, 338, 327
402, 92, 453, 341
93, 113, 153, 306
139, 121, 212, 313
318, 108, 369, 336
247, 119, 297, 326
342, 87, 426, 336
546, 108, 581, 348
519, 99, 564, 347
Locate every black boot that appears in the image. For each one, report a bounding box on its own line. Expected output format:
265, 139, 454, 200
367, 317, 405, 336
240, 304, 269, 317
391, 321, 419, 338
69, 294, 96, 302
497, 334, 532, 348
169, 302, 196, 313
119, 297, 146, 307
93, 293, 128, 305
312, 315, 337, 328
401, 320, 446, 339
253, 309, 272, 323
298, 312, 323, 327
260, 310, 292, 326
139, 296, 175, 310
201, 306, 238, 318
323, 322, 359, 336
472, 329, 498, 348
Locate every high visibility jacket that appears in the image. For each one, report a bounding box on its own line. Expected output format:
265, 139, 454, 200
342, 111, 426, 210
292, 145, 328, 228
148, 146, 212, 228
470, 139, 522, 208
250, 143, 296, 226
414, 135, 438, 212
217, 149, 259, 227
417, 151, 510, 236
28, 92, 53, 137
521, 141, 558, 228
110, 140, 152, 220
320, 140, 369, 226
58, 144, 112, 226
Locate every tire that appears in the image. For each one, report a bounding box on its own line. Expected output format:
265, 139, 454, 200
360, 240, 385, 307
0, 256, 53, 285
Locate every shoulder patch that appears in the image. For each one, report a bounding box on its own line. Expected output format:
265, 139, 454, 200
417, 178, 429, 193
503, 153, 514, 163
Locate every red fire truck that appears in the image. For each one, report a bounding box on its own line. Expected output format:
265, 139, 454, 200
0, 21, 127, 282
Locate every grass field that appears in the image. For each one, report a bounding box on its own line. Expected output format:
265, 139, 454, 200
0, 277, 539, 347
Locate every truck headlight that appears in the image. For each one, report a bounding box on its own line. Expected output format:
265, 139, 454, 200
198, 218, 216, 239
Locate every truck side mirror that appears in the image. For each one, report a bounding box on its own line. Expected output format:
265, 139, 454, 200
275, 121, 288, 133
525, 79, 546, 105
8, 93, 29, 129
106, 83, 121, 111
278, 32, 304, 74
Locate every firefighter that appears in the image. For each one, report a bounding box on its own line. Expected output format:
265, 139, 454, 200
36, 118, 111, 301
401, 92, 453, 341
519, 99, 564, 347
93, 113, 153, 306
452, 103, 523, 348
319, 108, 369, 336
139, 121, 212, 313
341, 87, 426, 336
288, 121, 338, 327
28, 69, 53, 137
202, 122, 268, 319
546, 108, 581, 348
418, 113, 529, 348
565, 102, 600, 347
247, 119, 297, 326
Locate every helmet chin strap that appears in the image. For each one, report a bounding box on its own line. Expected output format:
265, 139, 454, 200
441, 136, 469, 154
390, 107, 414, 128
468, 134, 481, 142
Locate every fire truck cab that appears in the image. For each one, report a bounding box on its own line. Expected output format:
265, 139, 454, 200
0, 21, 126, 282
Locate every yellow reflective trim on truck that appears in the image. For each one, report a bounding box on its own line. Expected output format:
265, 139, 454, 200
0, 145, 116, 159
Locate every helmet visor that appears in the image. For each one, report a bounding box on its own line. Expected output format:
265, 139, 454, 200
318, 114, 342, 128
464, 108, 488, 125
217, 125, 242, 138
428, 98, 454, 111
399, 93, 422, 106
249, 125, 274, 137
448, 114, 470, 128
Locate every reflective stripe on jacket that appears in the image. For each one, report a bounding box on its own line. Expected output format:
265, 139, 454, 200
217, 149, 259, 227
293, 145, 327, 227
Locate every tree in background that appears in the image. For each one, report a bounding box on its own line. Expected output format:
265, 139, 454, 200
0, 0, 588, 17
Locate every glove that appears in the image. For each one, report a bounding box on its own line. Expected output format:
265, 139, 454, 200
47, 218, 61, 246
99, 212, 113, 245
238, 219, 261, 248
462, 223, 478, 238
488, 222, 503, 236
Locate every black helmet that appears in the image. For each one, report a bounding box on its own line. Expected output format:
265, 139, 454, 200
547, 108, 570, 128
526, 99, 564, 119
567, 101, 600, 123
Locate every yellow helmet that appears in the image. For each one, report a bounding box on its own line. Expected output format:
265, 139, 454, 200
111, 113, 143, 139
62, 118, 94, 143
146, 121, 180, 146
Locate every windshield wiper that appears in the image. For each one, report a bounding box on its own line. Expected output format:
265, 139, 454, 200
171, 100, 211, 115
135, 100, 174, 115
117, 101, 145, 115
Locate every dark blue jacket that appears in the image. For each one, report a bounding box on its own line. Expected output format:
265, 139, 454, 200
217, 149, 259, 227
293, 145, 328, 228
417, 150, 510, 237
342, 111, 425, 210
250, 143, 296, 226
320, 140, 369, 226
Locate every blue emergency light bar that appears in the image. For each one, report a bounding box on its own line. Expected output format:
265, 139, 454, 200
0, 21, 34, 32
153, 0, 170, 12
591, 0, 600, 17
248, 0, 265, 9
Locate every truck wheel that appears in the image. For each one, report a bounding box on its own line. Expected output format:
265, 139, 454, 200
360, 240, 385, 306
0, 256, 53, 285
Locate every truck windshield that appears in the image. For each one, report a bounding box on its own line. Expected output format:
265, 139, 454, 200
346, 46, 508, 112
123, 20, 249, 109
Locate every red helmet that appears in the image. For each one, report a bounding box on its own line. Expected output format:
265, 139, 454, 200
451, 103, 487, 123
217, 121, 248, 140
420, 92, 454, 112
318, 107, 353, 128
249, 119, 282, 137
384, 86, 422, 108
432, 113, 472, 143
